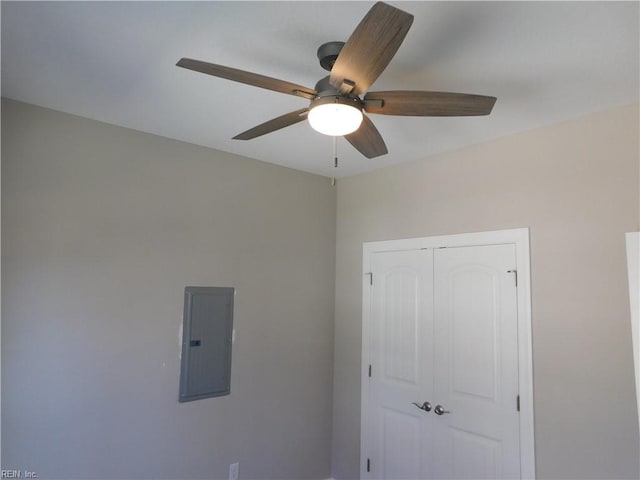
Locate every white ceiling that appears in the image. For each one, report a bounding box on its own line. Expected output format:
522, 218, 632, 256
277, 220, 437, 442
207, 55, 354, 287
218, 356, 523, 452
2, 1, 638, 178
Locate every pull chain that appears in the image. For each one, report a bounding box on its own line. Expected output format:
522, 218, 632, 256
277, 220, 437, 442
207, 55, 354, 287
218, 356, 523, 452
331, 136, 338, 186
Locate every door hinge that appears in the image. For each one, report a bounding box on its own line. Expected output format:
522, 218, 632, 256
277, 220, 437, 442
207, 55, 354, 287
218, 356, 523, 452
517, 395, 520, 412
365, 272, 373, 285
368, 364, 372, 377
507, 269, 518, 287
367, 458, 371, 473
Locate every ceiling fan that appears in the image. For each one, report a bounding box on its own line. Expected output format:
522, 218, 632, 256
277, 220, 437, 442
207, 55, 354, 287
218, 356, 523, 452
177, 1, 496, 159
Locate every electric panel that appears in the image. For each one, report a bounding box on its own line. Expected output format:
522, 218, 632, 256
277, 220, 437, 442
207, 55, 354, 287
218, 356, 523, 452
179, 286, 234, 402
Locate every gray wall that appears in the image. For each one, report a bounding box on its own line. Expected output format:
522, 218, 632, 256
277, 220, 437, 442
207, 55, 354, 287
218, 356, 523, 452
4, 97, 640, 480
332, 103, 640, 479
1, 99, 336, 479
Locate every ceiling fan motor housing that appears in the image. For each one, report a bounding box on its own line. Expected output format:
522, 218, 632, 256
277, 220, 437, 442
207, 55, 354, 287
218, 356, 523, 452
311, 76, 363, 113
309, 93, 363, 112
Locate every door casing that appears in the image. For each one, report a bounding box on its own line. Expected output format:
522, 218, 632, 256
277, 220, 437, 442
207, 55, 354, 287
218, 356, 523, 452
361, 228, 535, 479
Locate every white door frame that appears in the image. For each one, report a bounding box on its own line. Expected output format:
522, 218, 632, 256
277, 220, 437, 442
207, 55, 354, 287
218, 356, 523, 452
361, 228, 535, 479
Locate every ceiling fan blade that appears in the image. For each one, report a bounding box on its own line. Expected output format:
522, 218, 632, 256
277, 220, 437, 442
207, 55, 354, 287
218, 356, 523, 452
233, 108, 309, 140
344, 114, 388, 158
330, 2, 413, 95
177, 58, 317, 99
364, 91, 497, 116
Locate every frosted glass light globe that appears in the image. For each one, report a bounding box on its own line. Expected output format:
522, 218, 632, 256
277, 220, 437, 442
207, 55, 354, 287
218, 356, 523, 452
308, 102, 363, 136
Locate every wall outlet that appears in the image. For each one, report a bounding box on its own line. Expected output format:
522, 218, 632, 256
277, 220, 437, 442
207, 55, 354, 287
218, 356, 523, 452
229, 462, 239, 480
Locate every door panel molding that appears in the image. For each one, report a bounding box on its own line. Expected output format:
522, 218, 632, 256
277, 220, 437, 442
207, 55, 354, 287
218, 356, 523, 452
362, 228, 535, 479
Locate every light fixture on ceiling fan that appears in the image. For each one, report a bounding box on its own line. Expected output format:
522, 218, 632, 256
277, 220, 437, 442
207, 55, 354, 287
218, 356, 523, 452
306, 42, 364, 136
306, 68, 363, 136
307, 97, 363, 136
176, 2, 497, 159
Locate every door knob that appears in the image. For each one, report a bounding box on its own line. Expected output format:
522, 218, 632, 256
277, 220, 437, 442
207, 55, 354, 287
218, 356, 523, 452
412, 401, 432, 412
434, 404, 450, 415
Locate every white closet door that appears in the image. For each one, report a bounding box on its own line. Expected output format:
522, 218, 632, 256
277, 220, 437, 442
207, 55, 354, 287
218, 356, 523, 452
368, 249, 434, 479
432, 244, 520, 479
364, 243, 522, 479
